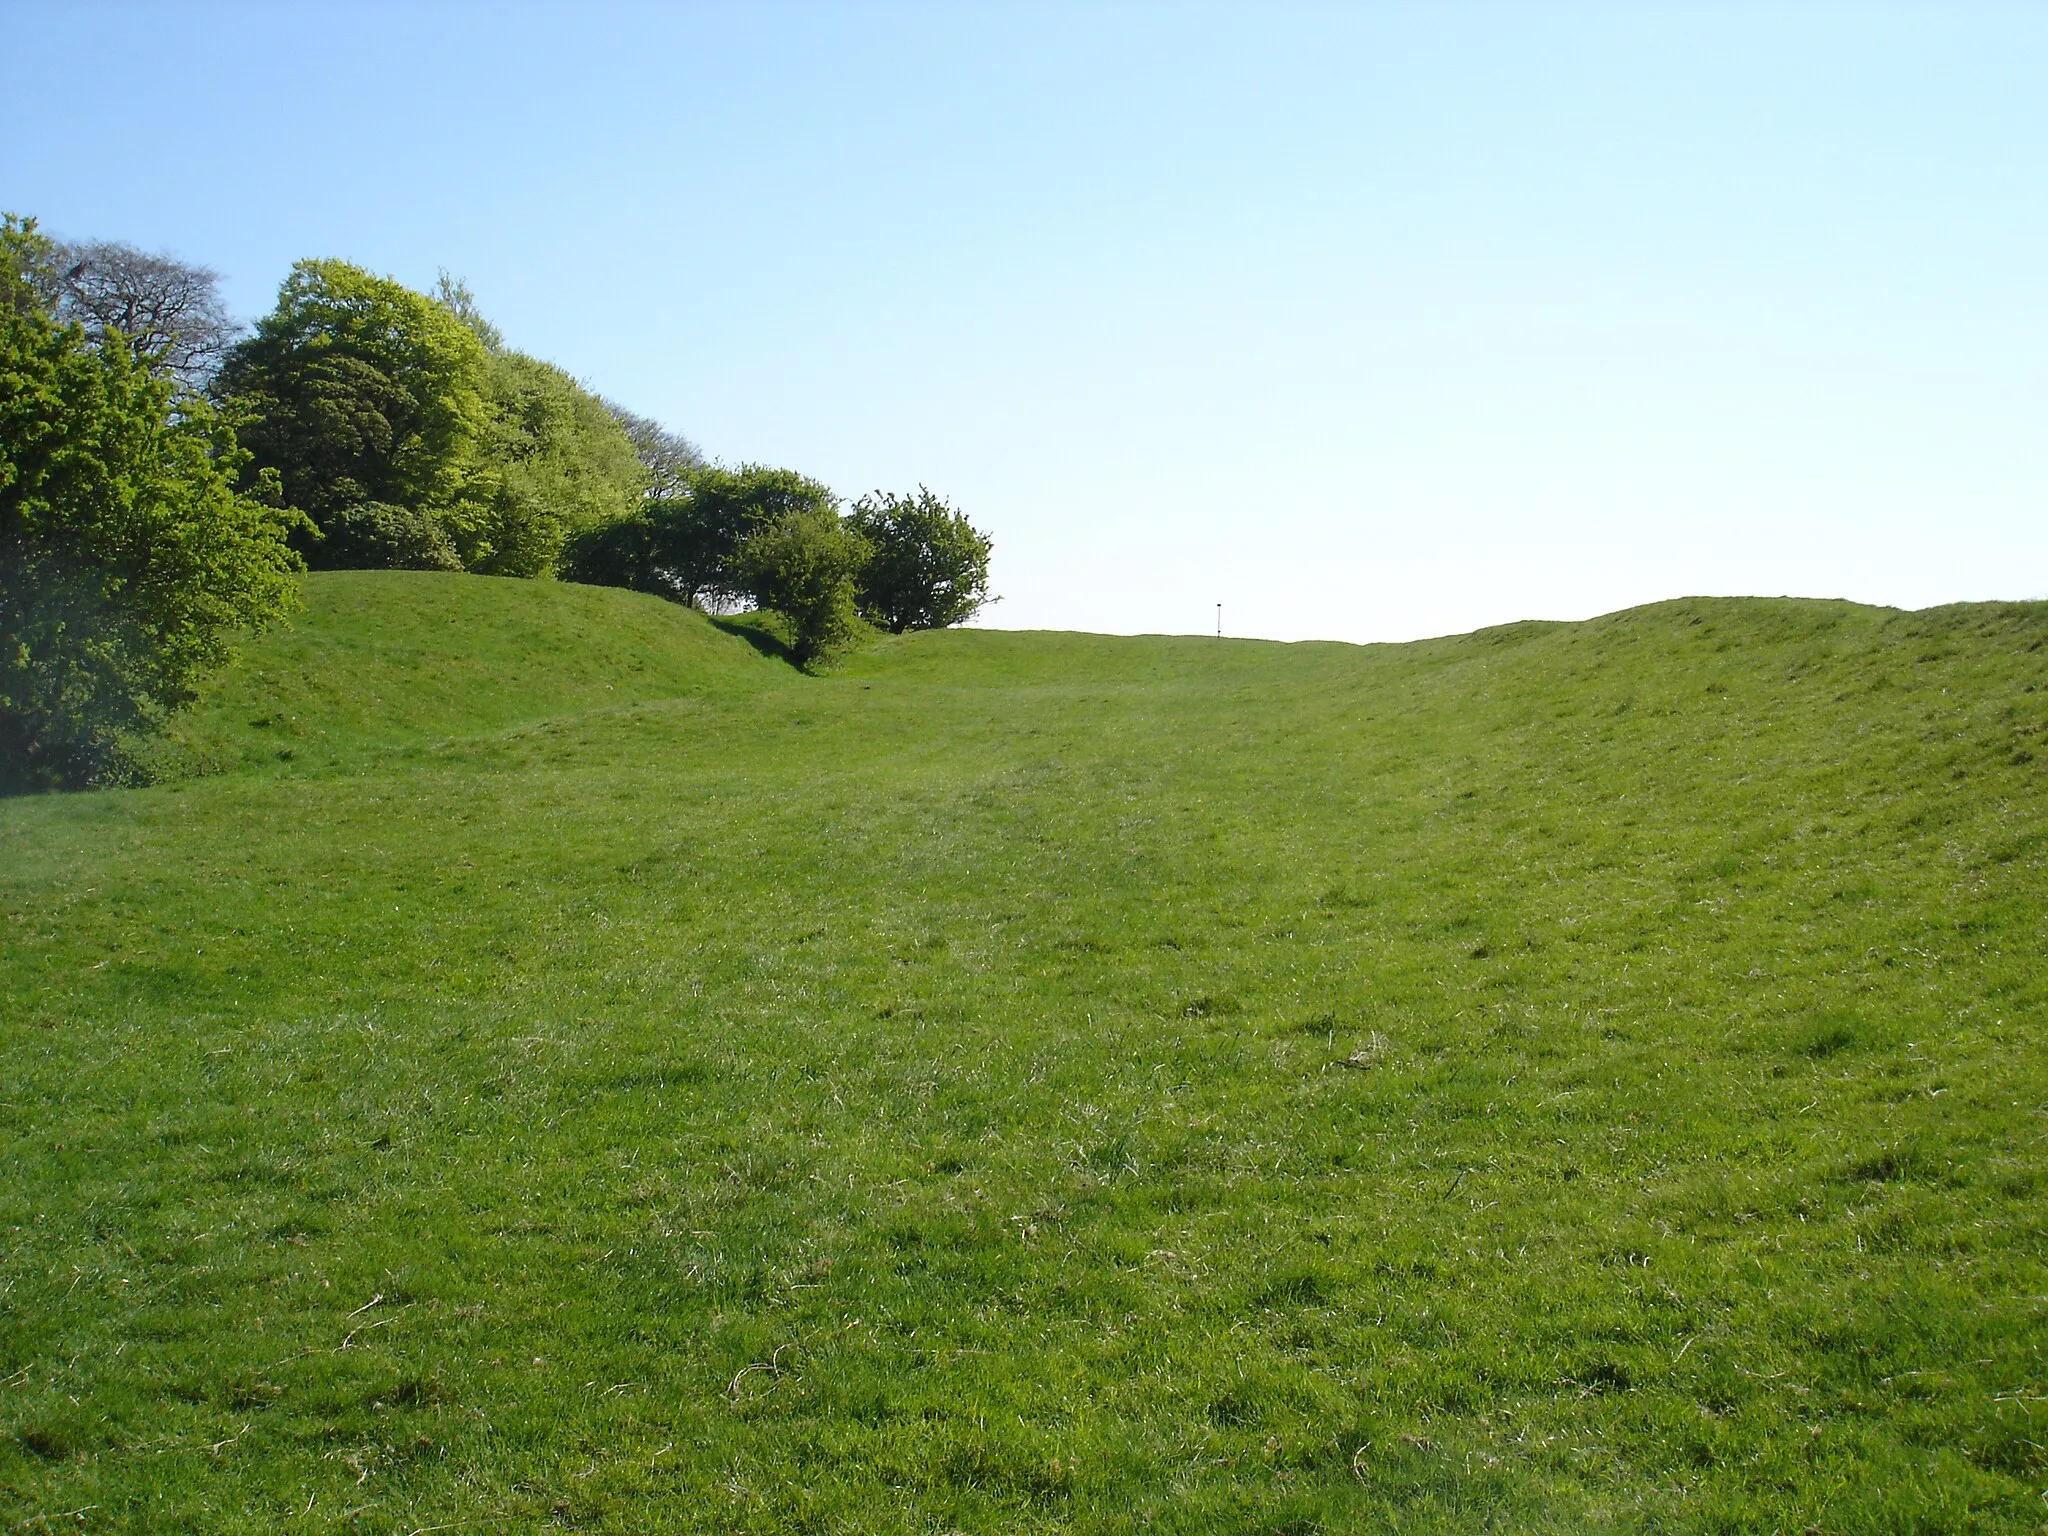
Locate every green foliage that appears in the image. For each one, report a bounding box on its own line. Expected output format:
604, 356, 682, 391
0, 215, 303, 790
215, 259, 494, 562
5, 581, 2048, 1529
218, 263, 645, 578
733, 501, 872, 668
848, 486, 993, 632
556, 506, 665, 595
316, 501, 462, 572
562, 462, 840, 612
472, 350, 647, 577
430, 270, 503, 352
678, 463, 842, 611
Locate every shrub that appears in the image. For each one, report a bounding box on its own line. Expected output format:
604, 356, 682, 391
733, 508, 872, 670
313, 502, 463, 572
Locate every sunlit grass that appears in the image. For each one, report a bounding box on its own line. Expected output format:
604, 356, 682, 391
4, 574, 2045, 1532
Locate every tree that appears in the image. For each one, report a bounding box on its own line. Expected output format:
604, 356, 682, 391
315, 502, 462, 572
474, 350, 647, 577
605, 403, 703, 502
214, 259, 495, 565
431, 271, 503, 352
1, 215, 304, 789
679, 465, 836, 609
44, 238, 241, 390
562, 463, 836, 610
431, 273, 653, 575
557, 407, 702, 596
733, 506, 871, 670
556, 508, 665, 597
847, 487, 993, 632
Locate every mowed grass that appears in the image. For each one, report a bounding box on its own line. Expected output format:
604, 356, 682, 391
3, 572, 2047, 1534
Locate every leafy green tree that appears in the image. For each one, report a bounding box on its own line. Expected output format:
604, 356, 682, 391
215, 259, 495, 566
562, 463, 835, 610
223, 263, 649, 577
733, 504, 872, 670
556, 508, 664, 596
316, 502, 462, 572
474, 350, 647, 577
431, 271, 503, 352
1, 216, 304, 788
433, 274, 650, 575
847, 487, 993, 632
681, 465, 838, 608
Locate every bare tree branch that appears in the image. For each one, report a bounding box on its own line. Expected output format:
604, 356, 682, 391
48, 238, 241, 390
604, 402, 705, 501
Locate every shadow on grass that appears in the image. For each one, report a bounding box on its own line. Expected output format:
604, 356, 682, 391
0, 750, 134, 799
1, 762, 154, 798
709, 613, 802, 670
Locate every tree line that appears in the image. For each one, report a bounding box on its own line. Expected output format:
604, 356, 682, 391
1, 215, 992, 788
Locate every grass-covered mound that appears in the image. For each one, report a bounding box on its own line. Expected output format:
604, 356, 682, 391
151, 571, 791, 773
3, 581, 2045, 1533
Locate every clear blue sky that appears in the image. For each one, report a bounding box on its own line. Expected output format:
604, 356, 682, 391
6, 2, 2044, 641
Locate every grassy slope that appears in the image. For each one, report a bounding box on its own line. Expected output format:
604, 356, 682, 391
2, 574, 2046, 1534
149, 570, 790, 773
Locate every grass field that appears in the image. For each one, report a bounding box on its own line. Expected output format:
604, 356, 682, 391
4, 571, 2046, 1533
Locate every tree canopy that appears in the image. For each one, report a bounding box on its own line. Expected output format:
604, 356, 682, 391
848, 486, 994, 633
215, 259, 495, 550
606, 403, 703, 502
1, 216, 303, 788
561, 462, 836, 610
218, 262, 648, 577
475, 349, 647, 577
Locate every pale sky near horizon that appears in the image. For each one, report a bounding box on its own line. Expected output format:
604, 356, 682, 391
6, 2, 2044, 642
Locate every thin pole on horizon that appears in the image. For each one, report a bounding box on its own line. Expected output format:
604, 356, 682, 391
1216, 604, 1222, 640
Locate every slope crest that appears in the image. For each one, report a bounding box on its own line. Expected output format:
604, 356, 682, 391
155, 571, 790, 773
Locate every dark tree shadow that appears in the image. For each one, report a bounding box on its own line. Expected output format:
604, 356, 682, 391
709, 614, 801, 669
0, 737, 133, 798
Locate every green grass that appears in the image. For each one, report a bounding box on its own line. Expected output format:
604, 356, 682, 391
146, 570, 790, 775
4, 572, 2046, 1533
